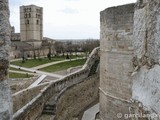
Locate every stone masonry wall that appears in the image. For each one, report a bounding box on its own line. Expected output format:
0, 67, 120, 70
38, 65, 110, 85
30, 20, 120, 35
132, 0, 160, 117
100, 3, 134, 120
55, 74, 99, 120
0, 0, 12, 120
100, 0, 160, 119
12, 83, 48, 113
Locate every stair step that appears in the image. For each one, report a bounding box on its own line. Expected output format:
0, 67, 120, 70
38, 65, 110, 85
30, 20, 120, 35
38, 114, 55, 120
42, 104, 56, 115
42, 110, 55, 115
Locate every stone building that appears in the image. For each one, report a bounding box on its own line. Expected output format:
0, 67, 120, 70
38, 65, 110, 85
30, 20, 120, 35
20, 5, 43, 48
100, 0, 160, 120
20, 5, 43, 41
10, 5, 56, 59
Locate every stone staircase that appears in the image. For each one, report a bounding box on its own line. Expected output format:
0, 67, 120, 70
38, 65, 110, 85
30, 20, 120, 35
88, 60, 99, 77
38, 104, 56, 120
38, 95, 57, 120
42, 104, 56, 115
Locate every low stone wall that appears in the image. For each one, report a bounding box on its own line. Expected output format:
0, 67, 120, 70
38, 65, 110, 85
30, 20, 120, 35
12, 82, 48, 113
55, 74, 99, 120
12, 47, 100, 120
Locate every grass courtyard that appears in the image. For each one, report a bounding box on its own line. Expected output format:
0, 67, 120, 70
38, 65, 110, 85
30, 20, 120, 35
10, 57, 61, 68
9, 57, 86, 78
9, 72, 33, 78
10, 55, 84, 68
40, 59, 86, 72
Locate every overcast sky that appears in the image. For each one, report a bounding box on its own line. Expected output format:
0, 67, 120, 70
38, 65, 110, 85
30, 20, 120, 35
9, 0, 136, 39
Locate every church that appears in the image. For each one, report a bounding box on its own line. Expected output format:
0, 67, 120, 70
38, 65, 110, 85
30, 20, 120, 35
10, 5, 56, 59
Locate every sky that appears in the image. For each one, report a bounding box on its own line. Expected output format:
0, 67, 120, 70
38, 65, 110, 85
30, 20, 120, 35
9, 0, 136, 39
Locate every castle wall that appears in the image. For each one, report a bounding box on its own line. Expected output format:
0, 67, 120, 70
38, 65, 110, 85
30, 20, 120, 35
12, 83, 48, 113
55, 74, 99, 120
100, 4, 134, 120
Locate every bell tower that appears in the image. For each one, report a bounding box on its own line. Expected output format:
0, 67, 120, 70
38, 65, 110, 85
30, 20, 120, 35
20, 5, 43, 42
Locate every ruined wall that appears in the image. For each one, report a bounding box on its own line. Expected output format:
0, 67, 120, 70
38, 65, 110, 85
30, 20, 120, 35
0, 0, 12, 119
100, 4, 134, 120
55, 74, 99, 120
132, 0, 160, 116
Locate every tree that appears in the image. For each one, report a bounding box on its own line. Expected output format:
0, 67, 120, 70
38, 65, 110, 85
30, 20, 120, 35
81, 39, 100, 58
54, 41, 65, 56
66, 40, 73, 55
72, 44, 80, 57
0, 0, 13, 119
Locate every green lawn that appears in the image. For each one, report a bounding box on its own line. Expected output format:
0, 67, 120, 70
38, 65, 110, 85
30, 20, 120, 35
10, 55, 84, 68
9, 67, 32, 73
9, 67, 21, 71
9, 72, 33, 78
40, 59, 86, 72
10, 57, 62, 68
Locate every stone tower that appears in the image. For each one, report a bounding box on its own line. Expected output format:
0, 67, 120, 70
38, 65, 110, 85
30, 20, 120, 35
20, 5, 43, 43
100, 0, 160, 119
100, 4, 135, 120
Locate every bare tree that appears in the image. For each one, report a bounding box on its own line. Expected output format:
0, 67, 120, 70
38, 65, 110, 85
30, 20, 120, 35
72, 44, 80, 57
81, 39, 100, 58
0, 0, 13, 119
54, 41, 65, 56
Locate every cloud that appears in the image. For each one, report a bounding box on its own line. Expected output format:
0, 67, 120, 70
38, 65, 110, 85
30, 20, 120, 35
59, 7, 79, 14
44, 24, 99, 39
9, 0, 137, 39
64, 0, 80, 1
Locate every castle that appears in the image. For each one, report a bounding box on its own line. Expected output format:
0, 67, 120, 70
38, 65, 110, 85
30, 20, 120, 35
1, 0, 160, 120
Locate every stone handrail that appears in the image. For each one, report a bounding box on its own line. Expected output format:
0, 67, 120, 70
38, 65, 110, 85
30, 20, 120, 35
12, 47, 100, 120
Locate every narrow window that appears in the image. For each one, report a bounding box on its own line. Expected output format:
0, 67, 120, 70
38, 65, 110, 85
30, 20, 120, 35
24, 14, 27, 18
27, 19, 29, 24
29, 13, 31, 18
37, 20, 39, 24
